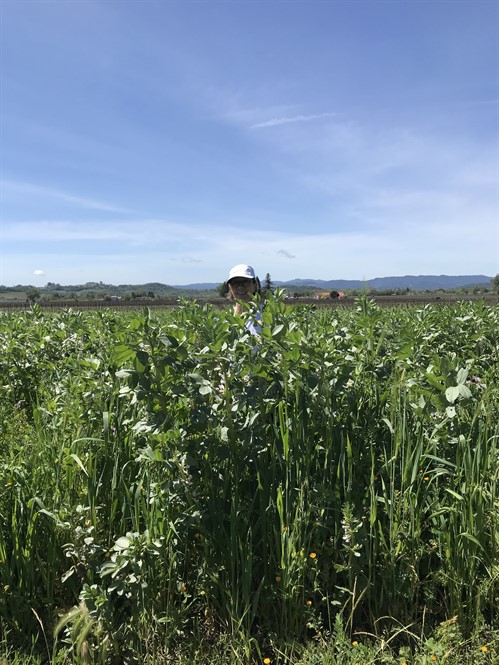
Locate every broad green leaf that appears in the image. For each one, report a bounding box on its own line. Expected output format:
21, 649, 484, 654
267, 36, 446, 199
114, 536, 131, 550
111, 344, 136, 365
458, 384, 472, 399
426, 372, 445, 390
445, 386, 460, 404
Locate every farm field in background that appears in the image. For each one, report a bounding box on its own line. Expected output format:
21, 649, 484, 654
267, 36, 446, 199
0, 293, 498, 314
0, 296, 498, 664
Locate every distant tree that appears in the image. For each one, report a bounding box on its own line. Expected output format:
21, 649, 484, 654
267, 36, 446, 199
263, 273, 273, 295
26, 288, 40, 303
492, 275, 499, 293
147, 291, 155, 299
329, 290, 340, 299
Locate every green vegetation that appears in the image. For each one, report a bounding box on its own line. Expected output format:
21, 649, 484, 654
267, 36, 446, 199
0, 296, 498, 663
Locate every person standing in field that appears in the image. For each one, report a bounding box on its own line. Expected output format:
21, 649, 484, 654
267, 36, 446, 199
225, 264, 262, 335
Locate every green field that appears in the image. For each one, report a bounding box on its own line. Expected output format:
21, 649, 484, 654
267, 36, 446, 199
0, 296, 498, 664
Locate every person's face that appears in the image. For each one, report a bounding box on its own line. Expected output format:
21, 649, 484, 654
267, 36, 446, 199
228, 277, 256, 301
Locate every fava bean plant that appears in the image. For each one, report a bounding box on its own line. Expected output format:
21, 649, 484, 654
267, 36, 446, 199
0, 296, 498, 663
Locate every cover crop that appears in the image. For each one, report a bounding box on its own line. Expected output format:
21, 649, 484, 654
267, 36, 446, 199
0, 297, 498, 663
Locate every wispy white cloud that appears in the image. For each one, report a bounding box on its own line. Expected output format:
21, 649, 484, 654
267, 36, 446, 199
218, 100, 298, 128
250, 112, 339, 129
167, 256, 202, 263
2, 91, 497, 285
210, 90, 340, 132
2, 206, 496, 286
2, 219, 210, 248
2, 180, 133, 213
3, 100, 497, 286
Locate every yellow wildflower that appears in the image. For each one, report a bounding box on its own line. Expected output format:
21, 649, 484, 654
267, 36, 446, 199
306, 599, 313, 606
481, 646, 488, 653
352, 640, 358, 646
275, 575, 281, 583
431, 656, 437, 662
263, 658, 271, 664
309, 552, 317, 559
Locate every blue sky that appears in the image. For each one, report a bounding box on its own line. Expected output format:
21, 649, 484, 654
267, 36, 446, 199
1, 0, 498, 286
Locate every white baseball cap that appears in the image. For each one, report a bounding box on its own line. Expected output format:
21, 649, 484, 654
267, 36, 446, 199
228, 264, 256, 282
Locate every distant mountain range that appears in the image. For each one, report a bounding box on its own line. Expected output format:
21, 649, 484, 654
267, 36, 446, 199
3, 275, 492, 296
175, 275, 493, 291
